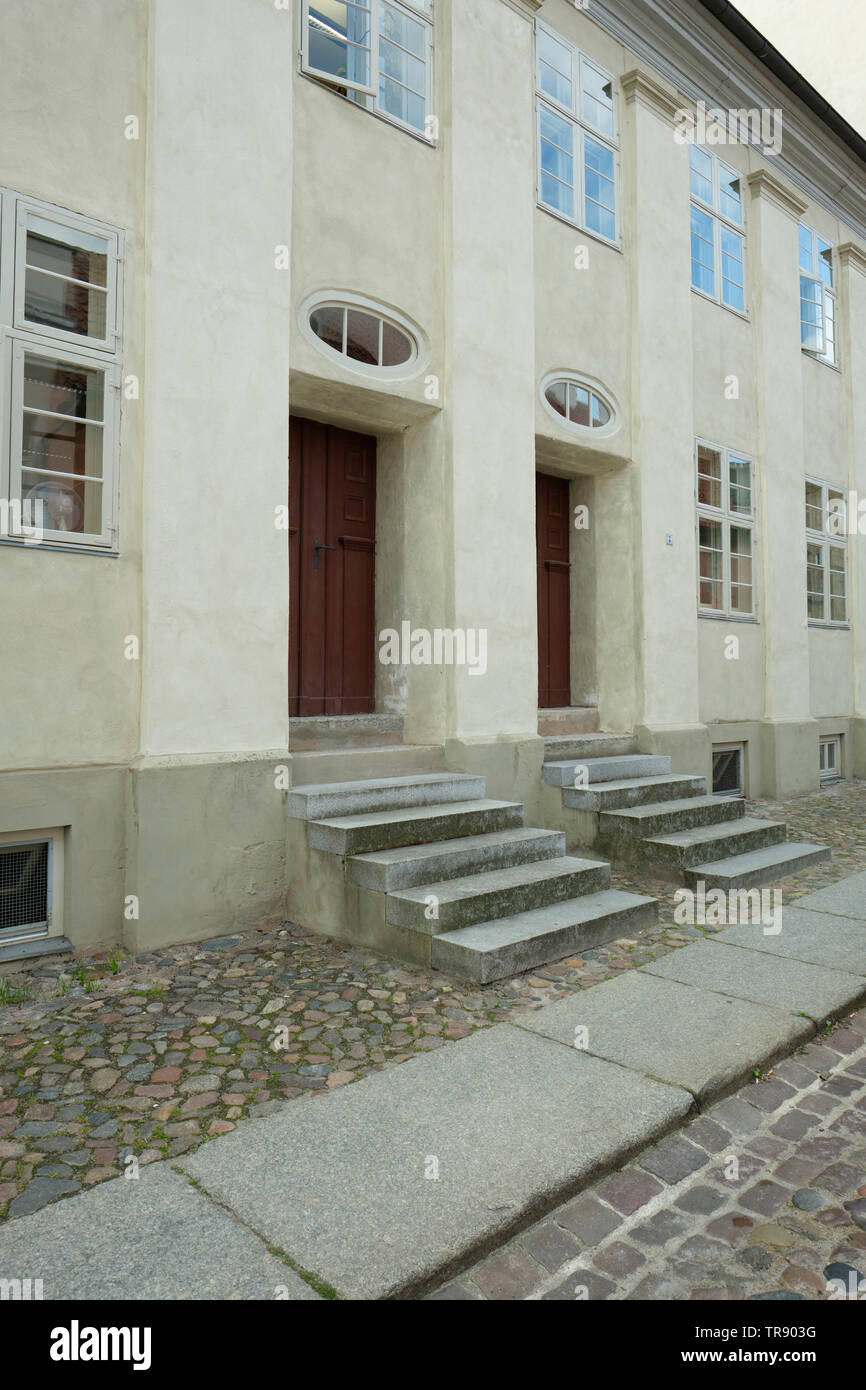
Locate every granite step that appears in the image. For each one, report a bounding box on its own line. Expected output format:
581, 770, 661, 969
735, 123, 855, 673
287, 772, 485, 820
386, 856, 611, 934
642, 816, 788, 870
431, 890, 658, 983
544, 753, 671, 786
598, 795, 744, 840
308, 799, 525, 856
684, 841, 832, 890
345, 827, 566, 893
543, 733, 639, 762
563, 774, 707, 812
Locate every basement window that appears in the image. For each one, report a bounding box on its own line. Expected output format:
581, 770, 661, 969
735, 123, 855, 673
819, 736, 842, 784
712, 744, 743, 797
0, 838, 51, 941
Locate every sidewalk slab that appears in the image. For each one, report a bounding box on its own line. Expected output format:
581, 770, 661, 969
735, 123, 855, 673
513, 968, 812, 1104
789, 871, 866, 920
643, 938, 866, 1021
0, 1164, 319, 1300
713, 906, 866, 974
180, 1024, 691, 1300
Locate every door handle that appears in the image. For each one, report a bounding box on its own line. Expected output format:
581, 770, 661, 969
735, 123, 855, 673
313, 539, 337, 569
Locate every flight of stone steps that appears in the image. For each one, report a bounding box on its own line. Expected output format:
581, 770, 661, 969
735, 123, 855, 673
543, 733, 830, 888
286, 772, 656, 983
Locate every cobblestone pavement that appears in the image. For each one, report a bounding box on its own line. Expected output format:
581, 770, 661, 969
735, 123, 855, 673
432, 1009, 866, 1301
1, 781, 865, 1225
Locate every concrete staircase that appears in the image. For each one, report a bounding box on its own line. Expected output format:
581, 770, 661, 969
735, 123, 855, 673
286, 771, 657, 983
543, 735, 830, 888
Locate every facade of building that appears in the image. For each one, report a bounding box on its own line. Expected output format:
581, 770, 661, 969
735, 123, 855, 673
1, 0, 864, 961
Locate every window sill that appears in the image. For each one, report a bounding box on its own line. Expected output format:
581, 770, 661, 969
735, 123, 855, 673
808, 621, 849, 630
297, 69, 437, 149
690, 286, 750, 324
536, 201, 622, 255
0, 537, 118, 557
801, 350, 842, 375
698, 611, 758, 624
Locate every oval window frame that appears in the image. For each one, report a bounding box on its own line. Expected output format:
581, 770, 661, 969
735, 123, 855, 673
540, 370, 619, 439
299, 291, 425, 381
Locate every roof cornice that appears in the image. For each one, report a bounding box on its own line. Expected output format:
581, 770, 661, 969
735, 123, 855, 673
583, 0, 866, 241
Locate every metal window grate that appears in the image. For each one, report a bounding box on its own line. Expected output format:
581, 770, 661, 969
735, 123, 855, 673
0, 841, 50, 938
712, 748, 742, 797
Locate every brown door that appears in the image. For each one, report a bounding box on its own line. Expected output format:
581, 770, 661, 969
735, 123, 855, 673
289, 417, 377, 716
536, 471, 571, 708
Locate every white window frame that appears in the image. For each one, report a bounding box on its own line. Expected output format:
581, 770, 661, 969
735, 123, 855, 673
0, 188, 123, 554
0, 827, 64, 944
805, 476, 847, 625
300, 0, 434, 142
3, 333, 120, 549
534, 21, 619, 246
540, 370, 618, 438
695, 438, 756, 619
13, 197, 122, 354
799, 222, 837, 366
299, 289, 424, 380
712, 743, 745, 798
819, 735, 842, 784
689, 147, 746, 314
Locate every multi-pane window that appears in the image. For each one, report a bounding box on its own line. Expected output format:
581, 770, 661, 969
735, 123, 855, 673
805, 479, 846, 623
689, 147, 745, 312
535, 22, 618, 243
0, 191, 122, 551
301, 1, 433, 138
799, 223, 836, 364
696, 440, 754, 617
819, 736, 842, 783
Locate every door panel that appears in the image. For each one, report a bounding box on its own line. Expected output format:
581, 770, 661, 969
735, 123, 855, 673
536, 471, 571, 709
289, 417, 377, 715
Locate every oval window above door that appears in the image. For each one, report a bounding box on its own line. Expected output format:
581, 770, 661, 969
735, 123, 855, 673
301, 292, 423, 379
541, 372, 617, 435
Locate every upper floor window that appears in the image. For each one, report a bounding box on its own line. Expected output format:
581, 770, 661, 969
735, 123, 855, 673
696, 440, 754, 617
535, 23, 618, 244
799, 224, 836, 365
689, 147, 745, 313
806, 478, 846, 623
0, 191, 122, 553
301, 1, 433, 139
302, 292, 422, 378
542, 372, 616, 435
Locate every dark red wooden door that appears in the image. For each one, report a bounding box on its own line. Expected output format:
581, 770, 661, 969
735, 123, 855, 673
289, 417, 376, 716
536, 471, 571, 709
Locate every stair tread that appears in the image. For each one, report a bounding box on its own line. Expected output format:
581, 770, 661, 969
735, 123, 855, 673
561, 774, 702, 792
349, 827, 559, 867
291, 772, 481, 796
435, 890, 656, 949
312, 798, 520, 830
689, 842, 829, 874
388, 855, 602, 906
602, 795, 729, 821
646, 816, 786, 847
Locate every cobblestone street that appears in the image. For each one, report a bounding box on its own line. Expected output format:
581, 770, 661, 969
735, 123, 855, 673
1, 780, 865, 1231
433, 1007, 866, 1300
